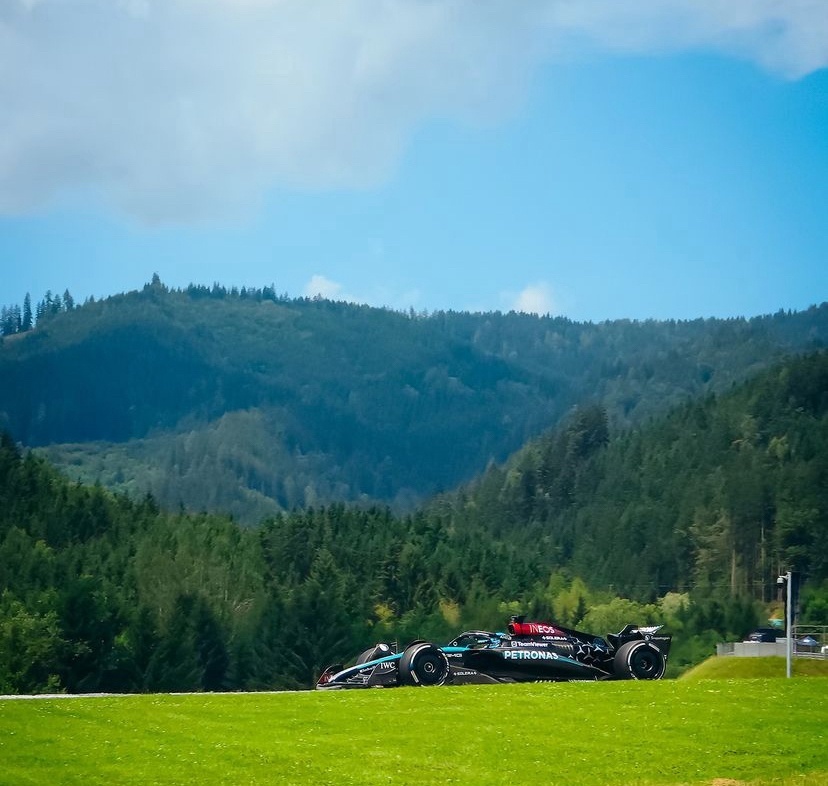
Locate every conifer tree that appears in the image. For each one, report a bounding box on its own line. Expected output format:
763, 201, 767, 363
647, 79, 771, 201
22, 294, 33, 331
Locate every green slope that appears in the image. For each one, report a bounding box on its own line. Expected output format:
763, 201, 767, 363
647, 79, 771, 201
439, 350, 828, 601
681, 656, 828, 680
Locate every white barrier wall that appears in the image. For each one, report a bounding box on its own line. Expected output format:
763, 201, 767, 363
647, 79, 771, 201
716, 641, 789, 657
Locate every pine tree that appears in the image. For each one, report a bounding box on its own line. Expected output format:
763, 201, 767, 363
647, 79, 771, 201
22, 294, 33, 331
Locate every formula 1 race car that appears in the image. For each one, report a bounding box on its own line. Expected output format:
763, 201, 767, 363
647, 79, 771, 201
316, 616, 671, 689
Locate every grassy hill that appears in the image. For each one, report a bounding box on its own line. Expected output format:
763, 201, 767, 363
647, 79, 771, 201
681, 656, 828, 680
1, 283, 826, 521
1, 680, 826, 785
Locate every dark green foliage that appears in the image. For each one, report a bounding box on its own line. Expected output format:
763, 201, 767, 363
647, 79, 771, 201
0, 593, 64, 693
0, 349, 826, 694
0, 433, 543, 693
1, 284, 826, 522
800, 580, 828, 624
57, 575, 123, 693
439, 352, 828, 605
146, 594, 228, 693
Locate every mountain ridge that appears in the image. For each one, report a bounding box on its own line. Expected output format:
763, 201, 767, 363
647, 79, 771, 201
1, 282, 826, 521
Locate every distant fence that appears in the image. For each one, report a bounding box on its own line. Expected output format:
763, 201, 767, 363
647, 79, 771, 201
793, 625, 828, 659
717, 625, 828, 658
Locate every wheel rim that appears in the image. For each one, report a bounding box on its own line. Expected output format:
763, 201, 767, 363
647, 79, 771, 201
630, 647, 663, 679
415, 654, 446, 685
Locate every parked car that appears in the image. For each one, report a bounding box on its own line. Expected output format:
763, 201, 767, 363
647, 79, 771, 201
795, 635, 820, 652
745, 628, 780, 643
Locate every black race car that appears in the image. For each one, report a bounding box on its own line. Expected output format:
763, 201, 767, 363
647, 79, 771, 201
316, 615, 671, 689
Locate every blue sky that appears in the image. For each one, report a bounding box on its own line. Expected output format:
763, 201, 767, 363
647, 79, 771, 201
1, 1, 826, 322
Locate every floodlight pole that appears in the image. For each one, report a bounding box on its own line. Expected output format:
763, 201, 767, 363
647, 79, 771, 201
784, 571, 792, 679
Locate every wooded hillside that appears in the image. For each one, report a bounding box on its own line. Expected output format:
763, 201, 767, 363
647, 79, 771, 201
1, 351, 826, 693
437, 351, 828, 601
1, 281, 826, 521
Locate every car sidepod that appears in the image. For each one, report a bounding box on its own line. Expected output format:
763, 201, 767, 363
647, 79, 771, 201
443, 644, 603, 683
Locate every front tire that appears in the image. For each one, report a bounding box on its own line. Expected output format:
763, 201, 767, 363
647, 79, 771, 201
398, 643, 449, 687
613, 640, 666, 680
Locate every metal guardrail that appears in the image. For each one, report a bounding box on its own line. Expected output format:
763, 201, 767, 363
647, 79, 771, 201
793, 625, 828, 658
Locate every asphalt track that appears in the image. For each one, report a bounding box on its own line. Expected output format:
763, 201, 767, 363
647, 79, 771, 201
0, 690, 296, 700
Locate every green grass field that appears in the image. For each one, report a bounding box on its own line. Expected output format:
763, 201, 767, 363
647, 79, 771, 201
681, 656, 828, 681
1, 678, 826, 786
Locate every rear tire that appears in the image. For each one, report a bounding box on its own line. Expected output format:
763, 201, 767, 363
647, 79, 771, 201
398, 642, 449, 687
613, 640, 666, 680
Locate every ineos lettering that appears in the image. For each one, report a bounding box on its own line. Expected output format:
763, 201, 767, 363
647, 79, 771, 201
529, 624, 561, 634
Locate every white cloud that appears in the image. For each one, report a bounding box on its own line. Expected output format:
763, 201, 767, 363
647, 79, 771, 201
1, 0, 825, 222
303, 274, 344, 300
509, 282, 557, 315
538, 0, 828, 77
303, 274, 422, 312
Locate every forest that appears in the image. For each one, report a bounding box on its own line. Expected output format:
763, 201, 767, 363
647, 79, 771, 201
1, 280, 827, 522
1, 350, 826, 693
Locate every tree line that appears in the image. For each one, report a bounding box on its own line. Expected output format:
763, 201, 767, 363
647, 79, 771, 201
1, 350, 827, 694
2, 279, 826, 523
0, 274, 298, 337
0, 290, 79, 337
